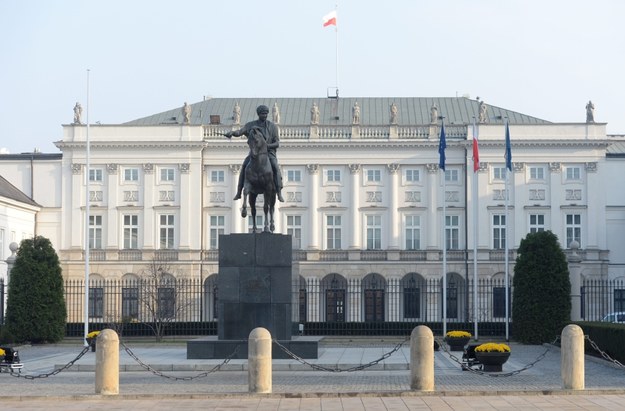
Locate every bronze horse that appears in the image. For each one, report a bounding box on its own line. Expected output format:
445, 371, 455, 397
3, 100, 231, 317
241, 127, 277, 233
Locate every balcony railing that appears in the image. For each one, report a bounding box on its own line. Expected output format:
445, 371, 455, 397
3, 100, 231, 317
118, 249, 142, 261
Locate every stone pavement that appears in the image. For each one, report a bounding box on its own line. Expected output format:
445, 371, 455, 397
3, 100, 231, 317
1, 339, 625, 410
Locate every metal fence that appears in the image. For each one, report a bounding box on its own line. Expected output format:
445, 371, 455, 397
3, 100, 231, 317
1, 277, 622, 337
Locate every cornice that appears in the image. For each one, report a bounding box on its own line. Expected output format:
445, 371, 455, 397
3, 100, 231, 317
55, 141, 207, 150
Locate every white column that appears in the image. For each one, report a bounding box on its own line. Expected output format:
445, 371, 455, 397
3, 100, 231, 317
387, 164, 400, 249
178, 163, 191, 249
105, 164, 118, 249
70, 164, 84, 249
307, 164, 320, 250
426, 164, 439, 249
349, 164, 361, 249
142, 164, 155, 249
229, 164, 243, 233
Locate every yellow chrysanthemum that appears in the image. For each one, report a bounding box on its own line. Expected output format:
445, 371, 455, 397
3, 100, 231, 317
0, 348, 5, 358
475, 342, 511, 353
86, 331, 100, 339
445, 330, 471, 338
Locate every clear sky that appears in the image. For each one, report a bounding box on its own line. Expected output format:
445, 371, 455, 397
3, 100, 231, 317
1, 0, 623, 154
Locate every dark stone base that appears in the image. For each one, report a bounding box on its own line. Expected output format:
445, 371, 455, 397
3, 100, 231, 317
186, 336, 320, 359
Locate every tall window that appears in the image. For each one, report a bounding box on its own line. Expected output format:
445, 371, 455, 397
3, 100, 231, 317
405, 215, 421, 250
160, 168, 175, 182
326, 215, 342, 249
565, 166, 581, 181
159, 214, 175, 249
209, 215, 225, 249
123, 215, 138, 249
124, 168, 139, 182
89, 169, 103, 182
366, 215, 382, 250
530, 166, 545, 180
158, 287, 175, 318
89, 215, 102, 249
122, 286, 139, 319
492, 214, 506, 249
529, 214, 545, 233
89, 287, 104, 318
403, 277, 421, 319
405, 169, 419, 183
210, 170, 224, 183
326, 169, 341, 183
493, 166, 506, 181
286, 170, 301, 182
445, 169, 459, 183
493, 287, 511, 318
366, 169, 381, 183
615, 289, 625, 312
565, 213, 581, 247
445, 215, 459, 250
287, 215, 302, 249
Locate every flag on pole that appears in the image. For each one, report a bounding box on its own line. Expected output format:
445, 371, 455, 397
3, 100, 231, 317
472, 121, 480, 172
505, 122, 512, 171
439, 123, 446, 171
323, 10, 337, 27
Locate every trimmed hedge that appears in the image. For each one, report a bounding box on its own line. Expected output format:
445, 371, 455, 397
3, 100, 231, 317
571, 321, 625, 364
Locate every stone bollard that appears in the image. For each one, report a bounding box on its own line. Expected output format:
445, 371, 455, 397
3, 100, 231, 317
561, 324, 584, 390
410, 325, 434, 391
248, 327, 272, 393
95, 329, 119, 395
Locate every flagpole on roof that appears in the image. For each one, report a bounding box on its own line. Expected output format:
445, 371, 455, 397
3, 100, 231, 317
472, 118, 479, 341
504, 119, 512, 342
83, 69, 91, 346
334, 1, 339, 93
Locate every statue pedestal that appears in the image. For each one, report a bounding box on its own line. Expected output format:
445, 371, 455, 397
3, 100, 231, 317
187, 233, 318, 359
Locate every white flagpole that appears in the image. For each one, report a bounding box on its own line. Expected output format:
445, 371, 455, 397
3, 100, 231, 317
83, 69, 91, 345
504, 120, 510, 342
441, 120, 447, 336
334, 1, 339, 92
472, 120, 479, 340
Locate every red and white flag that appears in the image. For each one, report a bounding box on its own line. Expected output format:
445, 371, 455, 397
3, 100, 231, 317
472, 121, 480, 172
323, 10, 337, 27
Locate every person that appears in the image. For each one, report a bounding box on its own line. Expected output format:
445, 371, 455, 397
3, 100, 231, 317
586, 100, 595, 123
272, 102, 280, 124
311, 102, 320, 124
233, 102, 241, 124
183, 102, 191, 123
225, 105, 284, 202
73, 102, 82, 124
352, 102, 360, 124
390, 102, 398, 124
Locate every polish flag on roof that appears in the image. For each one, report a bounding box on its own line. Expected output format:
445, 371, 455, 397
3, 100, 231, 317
323, 10, 337, 27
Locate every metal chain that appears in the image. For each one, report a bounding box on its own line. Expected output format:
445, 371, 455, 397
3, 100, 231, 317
120, 341, 238, 381
7, 346, 91, 379
273, 337, 409, 372
584, 335, 625, 369
437, 335, 559, 378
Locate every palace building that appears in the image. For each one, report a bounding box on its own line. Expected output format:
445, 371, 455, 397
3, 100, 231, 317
1, 97, 624, 326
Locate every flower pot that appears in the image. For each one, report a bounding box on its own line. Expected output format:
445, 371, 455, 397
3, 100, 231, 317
475, 351, 510, 372
445, 336, 470, 351
86, 338, 96, 352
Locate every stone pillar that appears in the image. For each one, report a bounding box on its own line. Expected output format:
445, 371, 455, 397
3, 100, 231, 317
95, 329, 119, 395
248, 327, 272, 393
568, 241, 583, 321
307, 164, 320, 250
388, 164, 400, 250
349, 164, 361, 249
561, 324, 584, 390
5, 242, 18, 284
410, 325, 434, 391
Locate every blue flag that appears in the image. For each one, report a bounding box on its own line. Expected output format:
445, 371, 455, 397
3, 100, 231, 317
505, 122, 512, 171
438, 123, 446, 171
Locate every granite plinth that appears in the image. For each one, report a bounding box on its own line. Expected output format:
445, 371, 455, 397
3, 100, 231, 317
186, 336, 320, 359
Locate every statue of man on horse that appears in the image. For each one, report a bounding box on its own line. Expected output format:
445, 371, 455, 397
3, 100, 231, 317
225, 104, 284, 232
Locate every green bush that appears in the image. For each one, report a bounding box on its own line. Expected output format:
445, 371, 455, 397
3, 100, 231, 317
5, 236, 66, 343
572, 322, 625, 364
512, 231, 571, 344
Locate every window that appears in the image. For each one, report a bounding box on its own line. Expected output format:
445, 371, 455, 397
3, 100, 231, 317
529, 214, 545, 233
287, 215, 302, 249
122, 287, 139, 319
492, 214, 506, 249
326, 169, 341, 183
160, 168, 175, 182
366, 215, 382, 250
615, 289, 625, 312
326, 215, 342, 249
159, 214, 175, 249
565, 213, 581, 248
124, 168, 139, 182
403, 276, 421, 319
366, 169, 381, 183
445, 215, 459, 250
405, 215, 421, 250
89, 169, 103, 182
210, 170, 224, 183
209, 215, 225, 249
493, 166, 506, 181
157, 287, 175, 318
565, 166, 581, 181
0, 228, 4, 260
286, 170, 301, 182
123, 215, 138, 249
445, 169, 459, 183
493, 287, 511, 318
530, 166, 545, 180
405, 169, 420, 183
89, 287, 104, 318
89, 215, 103, 249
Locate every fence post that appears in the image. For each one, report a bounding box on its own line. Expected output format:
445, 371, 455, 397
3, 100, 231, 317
410, 325, 434, 391
95, 329, 119, 395
561, 324, 584, 390
248, 327, 272, 393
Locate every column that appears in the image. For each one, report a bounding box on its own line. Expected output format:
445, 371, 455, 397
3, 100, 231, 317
143, 163, 155, 249
426, 164, 438, 249
349, 164, 361, 249
178, 163, 191, 250
568, 242, 583, 321
70, 163, 84, 249
387, 164, 400, 249
229, 164, 243, 233
105, 164, 118, 250
307, 164, 320, 250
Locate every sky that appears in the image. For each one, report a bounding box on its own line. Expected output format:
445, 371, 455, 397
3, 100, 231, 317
1, 0, 624, 154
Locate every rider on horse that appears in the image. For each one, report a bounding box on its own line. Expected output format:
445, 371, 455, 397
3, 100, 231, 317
225, 104, 284, 202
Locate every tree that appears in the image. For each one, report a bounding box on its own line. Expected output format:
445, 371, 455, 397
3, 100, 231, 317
512, 231, 571, 344
5, 236, 66, 343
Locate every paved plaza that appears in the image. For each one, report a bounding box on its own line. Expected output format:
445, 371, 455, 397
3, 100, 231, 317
1, 338, 625, 410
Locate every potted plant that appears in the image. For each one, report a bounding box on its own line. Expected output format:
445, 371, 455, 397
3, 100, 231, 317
444, 330, 471, 351
86, 331, 100, 352
474, 342, 511, 372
